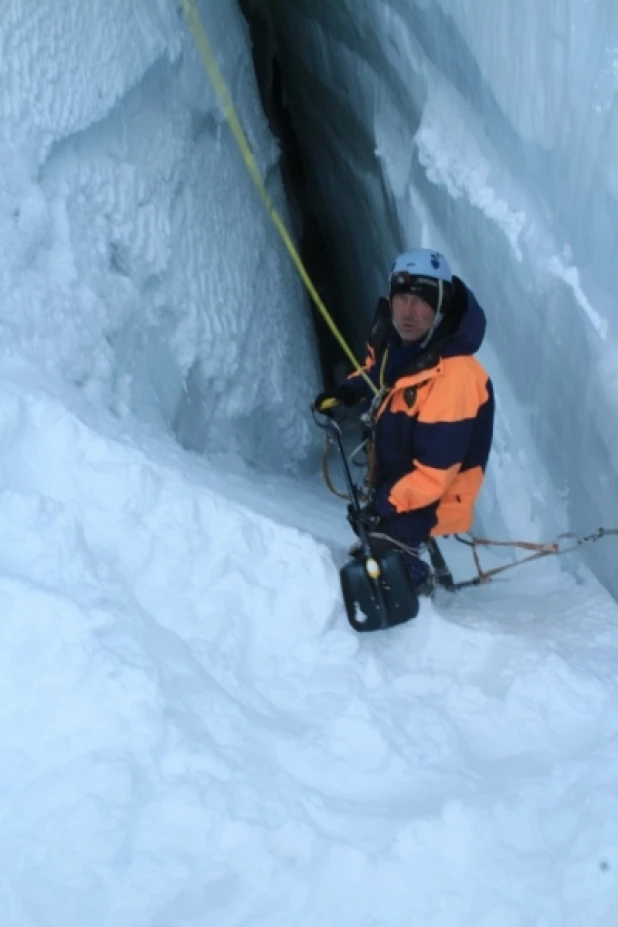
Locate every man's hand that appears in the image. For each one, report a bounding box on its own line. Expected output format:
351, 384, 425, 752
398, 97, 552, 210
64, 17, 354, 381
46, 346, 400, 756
312, 383, 358, 415
372, 482, 397, 520
347, 500, 382, 536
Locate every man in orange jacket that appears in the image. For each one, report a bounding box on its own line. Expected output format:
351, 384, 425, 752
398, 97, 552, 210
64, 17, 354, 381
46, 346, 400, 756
314, 248, 494, 591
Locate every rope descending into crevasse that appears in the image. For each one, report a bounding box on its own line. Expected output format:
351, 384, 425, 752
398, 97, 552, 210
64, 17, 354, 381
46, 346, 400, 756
451, 528, 618, 589
357, 528, 618, 591
178, 0, 378, 396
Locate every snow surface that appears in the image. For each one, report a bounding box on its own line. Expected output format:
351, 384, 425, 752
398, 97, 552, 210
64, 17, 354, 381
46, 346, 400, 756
1, 1, 618, 925
2, 360, 618, 927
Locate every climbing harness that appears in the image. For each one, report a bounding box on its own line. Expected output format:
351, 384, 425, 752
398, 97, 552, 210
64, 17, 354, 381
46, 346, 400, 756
319, 345, 392, 501
321, 436, 353, 501
321, 433, 618, 593
178, 0, 378, 397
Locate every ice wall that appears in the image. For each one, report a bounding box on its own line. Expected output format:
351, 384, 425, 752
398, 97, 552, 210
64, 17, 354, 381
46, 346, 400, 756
264, 0, 618, 595
0, 0, 319, 468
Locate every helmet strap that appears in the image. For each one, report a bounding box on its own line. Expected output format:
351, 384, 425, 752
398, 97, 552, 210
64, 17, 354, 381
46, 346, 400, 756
420, 278, 443, 348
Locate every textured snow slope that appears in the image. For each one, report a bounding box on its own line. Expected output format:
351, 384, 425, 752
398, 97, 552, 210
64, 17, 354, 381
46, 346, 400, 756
1, 2, 618, 924
0, 0, 319, 467
1, 362, 618, 927
265, 0, 618, 595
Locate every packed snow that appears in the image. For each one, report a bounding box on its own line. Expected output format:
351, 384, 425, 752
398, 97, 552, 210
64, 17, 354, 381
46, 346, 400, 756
1, 1, 618, 926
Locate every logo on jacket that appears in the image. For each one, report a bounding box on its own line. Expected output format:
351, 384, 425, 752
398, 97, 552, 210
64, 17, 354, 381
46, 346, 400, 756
404, 386, 417, 408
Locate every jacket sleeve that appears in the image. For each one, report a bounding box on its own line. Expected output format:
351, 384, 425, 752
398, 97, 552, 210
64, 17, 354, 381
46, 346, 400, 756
376, 363, 486, 515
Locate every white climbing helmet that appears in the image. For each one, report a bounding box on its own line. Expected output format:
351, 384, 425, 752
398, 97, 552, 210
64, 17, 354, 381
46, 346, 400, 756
388, 248, 453, 346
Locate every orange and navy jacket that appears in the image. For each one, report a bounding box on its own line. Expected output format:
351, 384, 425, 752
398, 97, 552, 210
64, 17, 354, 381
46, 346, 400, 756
347, 278, 494, 540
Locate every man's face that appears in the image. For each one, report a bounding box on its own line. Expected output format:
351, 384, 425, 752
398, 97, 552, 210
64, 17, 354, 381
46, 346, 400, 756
391, 293, 435, 343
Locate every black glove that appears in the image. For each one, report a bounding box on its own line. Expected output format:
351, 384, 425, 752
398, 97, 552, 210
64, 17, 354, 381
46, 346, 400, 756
347, 500, 382, 536
312, 383, 359, 415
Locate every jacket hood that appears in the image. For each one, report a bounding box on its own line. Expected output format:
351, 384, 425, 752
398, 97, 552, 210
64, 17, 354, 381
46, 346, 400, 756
377, 276, 487, 361
439, 276, 486, 358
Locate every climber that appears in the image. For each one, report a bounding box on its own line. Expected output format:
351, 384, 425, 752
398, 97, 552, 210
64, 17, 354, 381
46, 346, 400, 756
313, 248, 495, 592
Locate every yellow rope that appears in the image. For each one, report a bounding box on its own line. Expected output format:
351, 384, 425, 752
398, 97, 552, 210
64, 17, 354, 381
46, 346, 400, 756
178, 0, 378, 395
